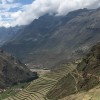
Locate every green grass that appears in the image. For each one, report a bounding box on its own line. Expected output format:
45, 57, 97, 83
0, 89, 16, 99
0, 82, 29, 99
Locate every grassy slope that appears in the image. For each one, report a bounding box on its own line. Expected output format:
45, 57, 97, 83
60, 85, 100, 100
0, 83, 29, 99
47, 43, 100, 100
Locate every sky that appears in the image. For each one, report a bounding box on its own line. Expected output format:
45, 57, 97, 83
0, 0, 100, 27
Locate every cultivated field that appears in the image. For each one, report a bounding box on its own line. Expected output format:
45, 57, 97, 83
3, 63, 77, 100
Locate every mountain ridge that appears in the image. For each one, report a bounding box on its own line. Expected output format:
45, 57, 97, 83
2, 8, 100, 69
0, 26, 22, 46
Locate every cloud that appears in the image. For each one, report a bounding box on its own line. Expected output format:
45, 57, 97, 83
0, 0, 14, 4
0, 0, 100, 27
0, 0, 21, 10
0, 0, 22, 27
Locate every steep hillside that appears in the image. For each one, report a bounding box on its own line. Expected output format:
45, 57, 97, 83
60, 85, 100, 100
0, 49, 38, 89
47, 42, 100, 100
2, 8, 100, 68
3, 42, 100, 100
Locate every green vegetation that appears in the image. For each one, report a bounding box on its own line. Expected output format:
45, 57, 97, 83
0, 89, 16, 100
0, 82, 29, 99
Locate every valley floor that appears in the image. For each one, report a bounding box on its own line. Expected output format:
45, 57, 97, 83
2, 60, 100, 100
3, 63, 77, 100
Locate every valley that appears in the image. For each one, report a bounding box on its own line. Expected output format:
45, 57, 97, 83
3, 62, 78, 100
30, 69, 50, 76
3, 8, 100, 69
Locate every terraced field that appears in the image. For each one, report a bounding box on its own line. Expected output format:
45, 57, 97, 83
3, 63, 77, 100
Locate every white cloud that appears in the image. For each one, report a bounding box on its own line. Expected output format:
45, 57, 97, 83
0, 0, 14, 4
0, 0, 100, 27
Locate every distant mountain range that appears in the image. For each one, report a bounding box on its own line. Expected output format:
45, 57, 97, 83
0, 26, 22, 46
2, 8, 100, 68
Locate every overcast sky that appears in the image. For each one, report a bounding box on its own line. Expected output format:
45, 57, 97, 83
0, 0, 100, 27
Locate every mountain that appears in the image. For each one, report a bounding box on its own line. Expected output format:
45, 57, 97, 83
0, 26, 21, 46
0, 49, 38, 89
3, 42, 100, 100
47, 42, 100, 100
2, 8, 100, 68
